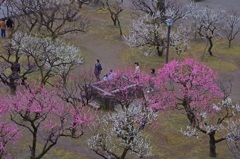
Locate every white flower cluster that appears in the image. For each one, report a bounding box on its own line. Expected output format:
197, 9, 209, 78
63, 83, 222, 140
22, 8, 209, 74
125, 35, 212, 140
170, 24, 192, 54
220, 97, 240, 116
187, 3, 223, 38
88, 105, 156, 158
11, 33, 83, 77
222, 97, 232, 106
226, 119, 240, 142
212, 104, 221, 112
181, 126, 198, 138
225, 119, 240, 158
124, 14, 166, 49
182, 98, 240, 140
200, 111, 207, 119
124, 14, 191, 56
204, 124, 222, 134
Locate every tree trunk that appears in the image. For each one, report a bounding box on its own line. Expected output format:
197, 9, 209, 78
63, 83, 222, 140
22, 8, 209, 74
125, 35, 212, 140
209, 132, 217, 157
77, 1, 83, 9
156, 0, 165, 13
71, 122, 77, 138
62, 76, 67, 88
117, 18, 122, 36
94, 0, 100, 5
183, 101, 196, 127
207, 37, 213, 56
184, 107, 197, 127
228, 39, 232, 48
9, 74, 19, 95
9, 62, 20, 95
156, 46, 163, 56
111, 14, 117, 26
120, 148, 128, 159
9, 83, 17, 95
30, 131, 37, 159
0, 151, 4, 159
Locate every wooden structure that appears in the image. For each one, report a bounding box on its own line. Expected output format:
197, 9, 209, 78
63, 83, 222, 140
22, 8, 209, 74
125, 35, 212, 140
90, 75, 138, 109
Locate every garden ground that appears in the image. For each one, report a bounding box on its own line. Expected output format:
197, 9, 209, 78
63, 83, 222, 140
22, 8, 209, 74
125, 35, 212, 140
2, 0, 240, 158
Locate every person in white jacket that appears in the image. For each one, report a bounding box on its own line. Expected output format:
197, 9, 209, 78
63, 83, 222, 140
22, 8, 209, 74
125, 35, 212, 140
134, 62, 140, 74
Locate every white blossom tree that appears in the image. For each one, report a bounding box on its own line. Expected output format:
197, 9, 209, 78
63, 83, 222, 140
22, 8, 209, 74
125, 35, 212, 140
188, 5, 223, 56
226, 119, 240, 159
131, 0, 189, 22
220, 10, 240, 48
181, 98, 240, 157
124, 14, 192, 56
88, 105, 156, 159
12, 33, 83, 85
0, 33, 83, 93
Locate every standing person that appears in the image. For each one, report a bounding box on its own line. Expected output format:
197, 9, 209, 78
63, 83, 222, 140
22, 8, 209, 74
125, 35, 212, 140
0, 19, 6, 38
94, 59, 102, 82
134, 62, 140, 79
148, 68, 156, 93
150, 68, 156, 77
6, 18, 14, 38
134, 62, 140, 74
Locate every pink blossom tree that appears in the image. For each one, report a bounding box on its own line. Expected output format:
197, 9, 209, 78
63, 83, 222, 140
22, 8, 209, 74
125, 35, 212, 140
0, 100, 19, 159
0, 86, 93, 159
0, 122, 19, 159
153, 58, 235, 157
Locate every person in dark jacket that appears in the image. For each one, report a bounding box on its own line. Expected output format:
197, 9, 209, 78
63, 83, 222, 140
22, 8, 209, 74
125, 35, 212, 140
6, 18, 14, 38
6, 18, 13, 28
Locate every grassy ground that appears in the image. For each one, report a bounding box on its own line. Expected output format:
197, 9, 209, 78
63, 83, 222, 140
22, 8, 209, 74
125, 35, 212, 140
121, 38, 240, 72
1, 2, 239, 159
145, 111, 233, 159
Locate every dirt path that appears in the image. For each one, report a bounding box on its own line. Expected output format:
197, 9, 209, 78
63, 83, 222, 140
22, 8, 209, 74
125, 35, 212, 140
67, 33, 126, 74
63, 6, 131, 77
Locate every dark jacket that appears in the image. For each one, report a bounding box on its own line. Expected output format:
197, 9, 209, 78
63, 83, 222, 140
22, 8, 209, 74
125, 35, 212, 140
6, 18, 13, 28
94, 63, 102, 75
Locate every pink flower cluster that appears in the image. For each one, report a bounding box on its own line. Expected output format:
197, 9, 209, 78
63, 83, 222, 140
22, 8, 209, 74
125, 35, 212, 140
154, 58, 224, 111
